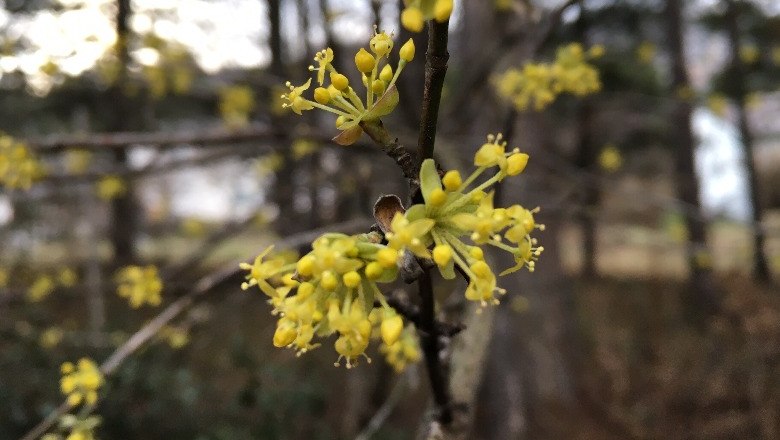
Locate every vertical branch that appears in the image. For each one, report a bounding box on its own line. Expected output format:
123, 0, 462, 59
415, 18, 453, 426
417, 21, 450, 162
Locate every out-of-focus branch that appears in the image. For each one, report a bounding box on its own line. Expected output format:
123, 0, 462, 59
17, 218, 372, 440
27, 124, 331, 153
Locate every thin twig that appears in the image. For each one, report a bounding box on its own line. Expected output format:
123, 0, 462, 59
354, 373, 410, 440
17, 218, 372, 440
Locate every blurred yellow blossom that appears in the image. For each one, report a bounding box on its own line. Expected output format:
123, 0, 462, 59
219, 85, 255, 128
161, 325, 189, 349
27, 275, 56, 302
40, 327, 65, 349
707, 94, 728, 117
495, 43, 602, 111
64, 149, 92, 175
292, 139, 319, 160
739, 45, 759, 64
0, 133, 46, 190
181, 218, 207, 237
636, 41, 656, 64
599, 144, 622, 172
58, 267, 78, 288
96, 175, 127, 200
60, 358, 103, 407
115, 265, 163, 308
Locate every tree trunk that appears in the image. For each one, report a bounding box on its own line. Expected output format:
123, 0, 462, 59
665, 0, 719, 318
724, 0, 771, 282
108, 0, 138, 264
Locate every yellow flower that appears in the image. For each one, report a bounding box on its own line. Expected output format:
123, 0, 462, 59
60, 358, 103, 407
385, 212, 435, 258
310, 48, 334, 85
115, 265, 163, 308
0, 133, 46, 189
281, 79, 314, 115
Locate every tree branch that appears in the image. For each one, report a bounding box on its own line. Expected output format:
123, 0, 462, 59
414, 18, 454, 427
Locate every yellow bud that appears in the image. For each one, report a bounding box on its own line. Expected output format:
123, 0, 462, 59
470, 247, 484, 260
401, 8, 425, 33
355, 48, 376, 73
380, 64, 393, 82
381, 315, 404, 346
434, 0, 453, 22
343, 271, 361, 288
372, 79, 386, 95
321, 271, 338, 291
314, 87, 330, 104
327, 84, 341, 99
365, 261, 384, 279
399, 38, 416, 62
506, 153, 529, 176
331, 72, 349, 90
296, 255, 315, 277
432, 245, 453, 267
429, 188, 446, 206
377, 247, 399, 268
442, 170, 462, 191
470, 261, 491, 279
273, 324, 297, 348
67, 393, 82, 407
298, 281, 315, 298
336, 115, 347, 128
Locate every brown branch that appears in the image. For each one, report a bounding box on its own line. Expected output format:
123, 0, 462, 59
418, 20, 450, 162
415, 19, 454, 427
360, 121, 419, 181
17, 218, 372, 440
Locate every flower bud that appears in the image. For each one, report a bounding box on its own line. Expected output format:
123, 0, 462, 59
371, 79, 386, 95
355, 48, 376, 73
365, 262, 384, 280
429, 188, 446, 206
314, 87, 330, 104
433, 245, 453, 267
442, 170, 462, 191
377, 248, 399, 268
399, 38, 416, 62
330, 72, 349, 90
343, 271, 361, 288
401, 7, 424, 33
506, 153, 529, 176
434, 0, 453, 22
381, 314, 404, 346
379, 64, 393, 82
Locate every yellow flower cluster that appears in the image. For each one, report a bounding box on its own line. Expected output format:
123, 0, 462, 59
282, 30, 415, 145
219, 85, 255, 128
495, 43, 603, 111
25, 268, 78, 302
387, 134, 543, 306
60, 358, 103, 407
115, 265, 163, 308
64, 149, 93, 175
401, 0, 453, 32
241, 236, 420, 369
0, 132, 45, 190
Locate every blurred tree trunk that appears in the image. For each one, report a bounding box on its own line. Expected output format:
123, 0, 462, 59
108, 0, 138, 264
472, 113, 578, 440
574, 3, 599, 278
724, 0, 770, 282
665, 0, 719, 317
